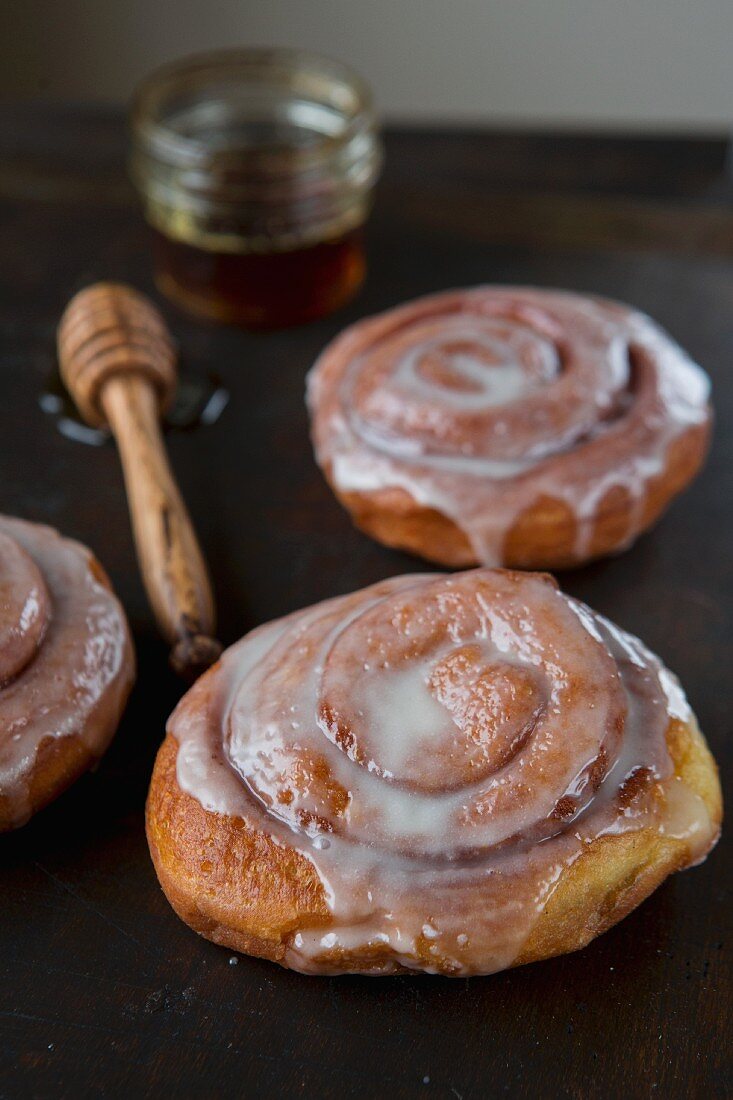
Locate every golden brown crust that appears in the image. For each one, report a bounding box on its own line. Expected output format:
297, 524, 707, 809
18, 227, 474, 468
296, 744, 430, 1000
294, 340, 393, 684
147, 734, 330, 964
146, 708, 722, 975
517, 716, 722, 966
324, 421, 710, 570
0, 551, 135, 833
0, 733, 89, 832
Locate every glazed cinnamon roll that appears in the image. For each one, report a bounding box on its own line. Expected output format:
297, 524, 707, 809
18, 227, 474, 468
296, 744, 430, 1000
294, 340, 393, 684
0, 516, 135, 831
307, 287, 712, 568
146, 569, 721, 976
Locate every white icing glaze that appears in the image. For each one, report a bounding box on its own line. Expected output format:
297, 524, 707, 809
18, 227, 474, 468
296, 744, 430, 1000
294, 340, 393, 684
0, 515, 135, 828
170, 570, 718, 976
659, 778, 715, 865
307, 287, 711, 565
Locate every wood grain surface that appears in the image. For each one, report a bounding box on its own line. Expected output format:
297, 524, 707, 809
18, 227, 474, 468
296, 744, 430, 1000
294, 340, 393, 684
0, 105, 730, 1099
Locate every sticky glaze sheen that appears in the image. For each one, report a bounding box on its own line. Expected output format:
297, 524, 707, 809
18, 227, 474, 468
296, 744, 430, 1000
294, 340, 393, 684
306, 287, 711, 565
171, 570, 717, 976
0, 515, 135, 828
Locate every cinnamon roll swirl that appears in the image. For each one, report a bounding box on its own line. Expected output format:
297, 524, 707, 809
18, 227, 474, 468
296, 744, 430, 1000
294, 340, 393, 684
146, 569, 721, 976
307, 288, 712, 568
0, 516, 135, 831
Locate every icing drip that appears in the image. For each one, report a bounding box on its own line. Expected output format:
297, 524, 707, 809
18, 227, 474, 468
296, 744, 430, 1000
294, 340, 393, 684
0, 516, 134, 828
306, 287, 711, 565
171, 570, 716, 976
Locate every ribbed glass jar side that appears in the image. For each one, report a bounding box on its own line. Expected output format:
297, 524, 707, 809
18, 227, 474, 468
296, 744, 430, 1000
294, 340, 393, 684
130, 49, 383, 255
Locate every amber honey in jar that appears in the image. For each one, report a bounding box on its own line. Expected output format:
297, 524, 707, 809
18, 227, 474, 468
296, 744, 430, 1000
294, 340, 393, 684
130, 49, 382, 328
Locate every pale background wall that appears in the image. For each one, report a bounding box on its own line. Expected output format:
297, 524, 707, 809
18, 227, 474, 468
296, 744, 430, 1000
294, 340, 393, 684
1, 0, 732, 130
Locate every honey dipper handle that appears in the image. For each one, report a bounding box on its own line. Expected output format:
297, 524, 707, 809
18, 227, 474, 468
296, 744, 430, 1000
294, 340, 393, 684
58, 283, 221, 680
102, 376, 221, 678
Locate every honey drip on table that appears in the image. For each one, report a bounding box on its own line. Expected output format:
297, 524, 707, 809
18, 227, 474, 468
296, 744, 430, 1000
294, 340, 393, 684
40, 365, 229, 446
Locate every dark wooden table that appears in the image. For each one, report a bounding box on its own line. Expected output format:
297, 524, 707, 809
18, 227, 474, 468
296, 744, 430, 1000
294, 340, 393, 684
0, 106, 730, 1099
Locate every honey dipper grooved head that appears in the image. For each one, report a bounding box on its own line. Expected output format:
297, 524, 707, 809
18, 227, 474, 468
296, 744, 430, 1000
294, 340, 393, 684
57, 282, 177, 428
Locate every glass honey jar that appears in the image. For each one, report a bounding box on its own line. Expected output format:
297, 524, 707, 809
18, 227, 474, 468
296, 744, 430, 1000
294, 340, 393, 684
130, 49, 382, 328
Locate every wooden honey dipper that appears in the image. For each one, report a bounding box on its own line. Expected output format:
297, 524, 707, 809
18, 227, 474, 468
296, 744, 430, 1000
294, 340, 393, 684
58, 282, 222, 680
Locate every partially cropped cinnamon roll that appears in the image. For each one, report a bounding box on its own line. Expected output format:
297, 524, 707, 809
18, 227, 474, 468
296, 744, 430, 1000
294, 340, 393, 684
0, 516, 135, 830
147, 569, 721, 976
307, 287, 712, 568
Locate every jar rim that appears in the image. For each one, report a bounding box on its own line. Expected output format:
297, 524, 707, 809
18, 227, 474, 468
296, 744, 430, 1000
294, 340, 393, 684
130, 47, 377, 171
